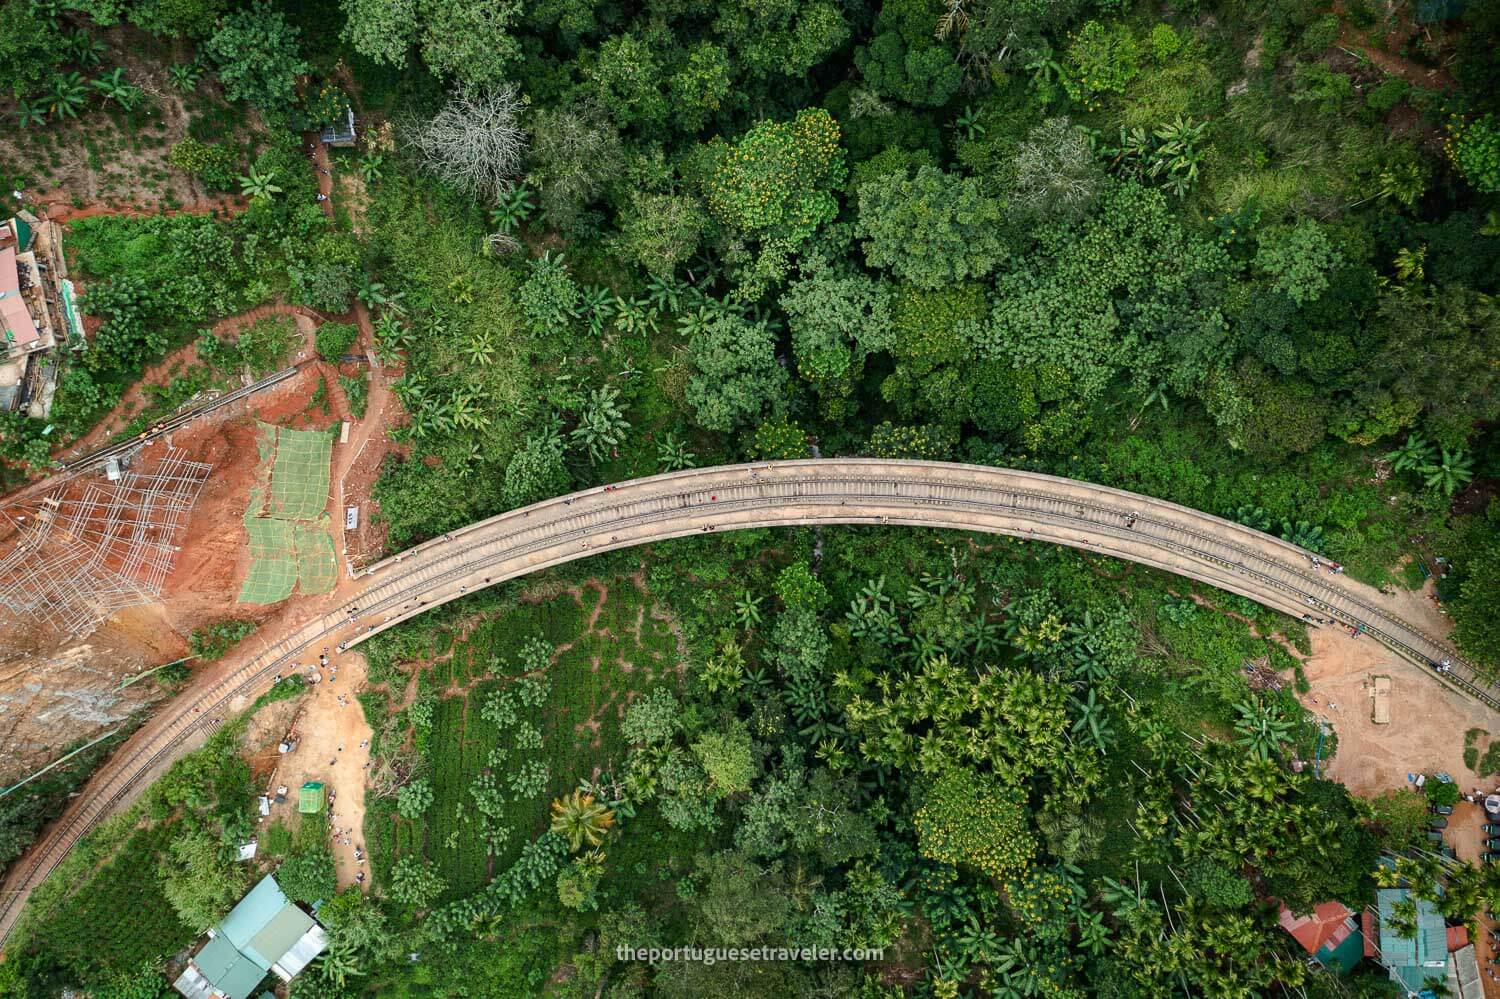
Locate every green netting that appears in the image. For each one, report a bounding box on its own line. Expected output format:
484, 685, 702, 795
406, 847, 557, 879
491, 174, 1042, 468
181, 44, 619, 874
294, 520, 337, 595
240, 517, 299, 604
267, 426, 333, 521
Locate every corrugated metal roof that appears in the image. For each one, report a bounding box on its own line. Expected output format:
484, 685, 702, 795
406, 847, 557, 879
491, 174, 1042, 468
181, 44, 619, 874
180, 934, 264, 999
245, 904, 314, 970
219, 877, 287, 967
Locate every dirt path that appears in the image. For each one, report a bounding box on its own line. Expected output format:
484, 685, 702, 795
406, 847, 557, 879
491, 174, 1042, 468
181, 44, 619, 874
42, 198, 248, 224
1329, 0, 1456, 90
259, 653, 373, 891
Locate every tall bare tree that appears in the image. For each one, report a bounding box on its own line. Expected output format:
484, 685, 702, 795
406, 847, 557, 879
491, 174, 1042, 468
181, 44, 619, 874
404, 84, 529, 205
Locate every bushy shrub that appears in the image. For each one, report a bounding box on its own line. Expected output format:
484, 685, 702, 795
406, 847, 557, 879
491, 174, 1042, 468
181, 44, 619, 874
315, 322, 361, 360
1449, 115, 1500, 193
168, 138, 240, 190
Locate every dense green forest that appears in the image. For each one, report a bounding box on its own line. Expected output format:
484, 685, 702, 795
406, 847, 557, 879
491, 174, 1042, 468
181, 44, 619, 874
2, 0, 1500, 993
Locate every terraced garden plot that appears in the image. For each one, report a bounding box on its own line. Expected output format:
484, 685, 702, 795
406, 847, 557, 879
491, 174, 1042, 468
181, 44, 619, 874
378, 579, 683, 902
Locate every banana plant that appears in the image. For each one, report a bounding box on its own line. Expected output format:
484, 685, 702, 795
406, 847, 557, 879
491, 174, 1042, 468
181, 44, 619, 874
168, 61, 204, 92
47, 72, 89, 119
489, 185, 535, 234
238, 166, 282, 200
63, 31, 105, 67
953, 104, 986, 141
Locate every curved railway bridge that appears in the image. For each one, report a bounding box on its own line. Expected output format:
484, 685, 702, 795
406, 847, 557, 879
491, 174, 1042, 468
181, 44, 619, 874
0, 459, 1488, 946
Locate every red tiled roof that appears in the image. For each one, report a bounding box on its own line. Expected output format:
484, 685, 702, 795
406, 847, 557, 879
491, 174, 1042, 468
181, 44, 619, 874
1448, 925, 1469, 952
1279, 901, 1358, 956
1362, 909, 1377, 957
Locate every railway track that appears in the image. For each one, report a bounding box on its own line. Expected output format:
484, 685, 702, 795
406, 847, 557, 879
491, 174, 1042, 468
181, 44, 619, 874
56, 366, 300, 473
0, 459, 1487, 947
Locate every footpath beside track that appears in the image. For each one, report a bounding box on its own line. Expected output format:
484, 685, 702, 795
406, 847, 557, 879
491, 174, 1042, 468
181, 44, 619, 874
0, 459, 1486, 947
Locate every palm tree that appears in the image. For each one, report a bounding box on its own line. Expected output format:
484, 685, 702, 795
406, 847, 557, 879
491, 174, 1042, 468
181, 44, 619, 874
733, 590, 763, 629
238, 167, 282, 200
1279, 519, 1324, 552
1231, 505, 1272, 532
549, 789, 615, 851
1070, 688, 1114, 753
359, 154, 385, 184
655, 432, 695, 472
462, 333, 496, 367
1420, 448, 1474, 497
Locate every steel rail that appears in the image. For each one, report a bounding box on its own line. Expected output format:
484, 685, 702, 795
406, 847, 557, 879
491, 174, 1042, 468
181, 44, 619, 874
0, 460, 1486, 947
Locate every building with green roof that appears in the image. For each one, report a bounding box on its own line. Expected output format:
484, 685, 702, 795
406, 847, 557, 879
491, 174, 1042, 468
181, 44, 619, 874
171, 875, 327, 999
1373, 886, 1449, 996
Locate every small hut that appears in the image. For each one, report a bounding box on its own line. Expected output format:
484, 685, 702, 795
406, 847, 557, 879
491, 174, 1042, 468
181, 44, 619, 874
298, 781, 326, 814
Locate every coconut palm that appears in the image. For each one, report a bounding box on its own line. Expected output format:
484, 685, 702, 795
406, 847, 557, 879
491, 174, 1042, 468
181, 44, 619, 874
461, 333, 496, 367
549, 789, 615, 851
733, 590, 763, 629
238, 167, 282, 200
1230, 505, 1272, 533
1278, 519, 1324, 552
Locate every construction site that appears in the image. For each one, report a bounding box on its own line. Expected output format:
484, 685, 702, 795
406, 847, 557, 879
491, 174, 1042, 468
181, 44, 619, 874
0, 446, 211, 637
